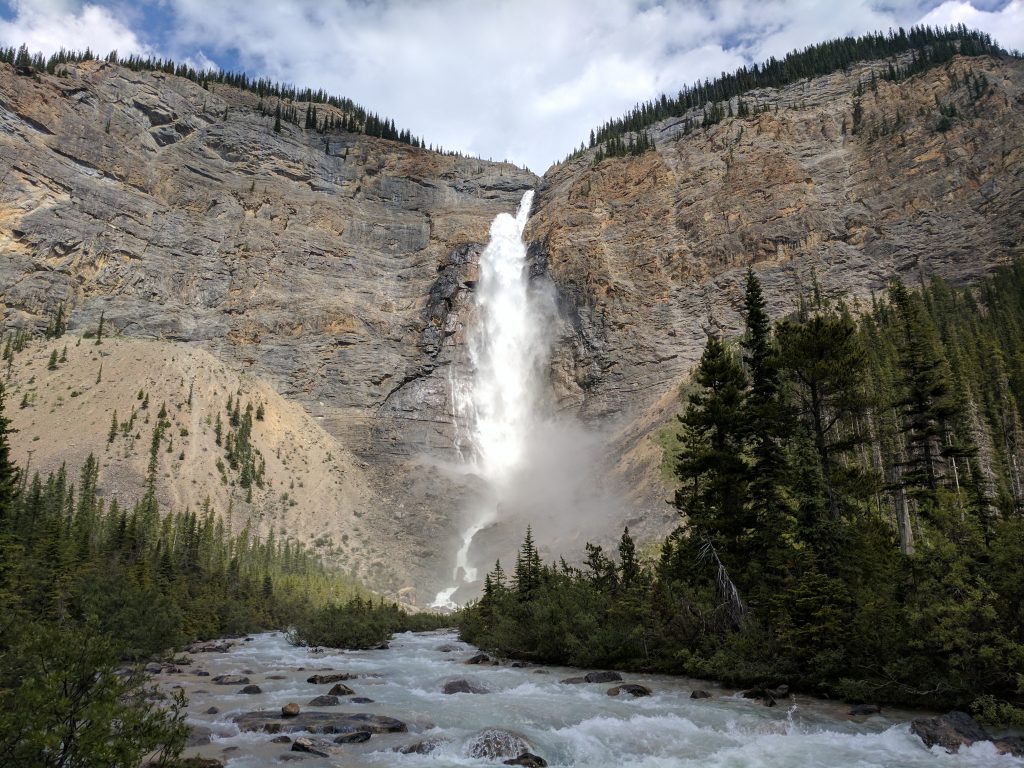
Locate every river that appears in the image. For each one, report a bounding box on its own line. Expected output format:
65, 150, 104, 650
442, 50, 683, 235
159, 630, 1019, 767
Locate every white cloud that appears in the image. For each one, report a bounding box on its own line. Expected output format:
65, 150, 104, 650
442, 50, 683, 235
918, 0, 1024, 51
0, 1, 1016, 171
0, 0, 152, 59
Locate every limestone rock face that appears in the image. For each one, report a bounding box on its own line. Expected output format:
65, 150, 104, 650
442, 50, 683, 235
526, 53, 1024, 527
0, 59, 537, 597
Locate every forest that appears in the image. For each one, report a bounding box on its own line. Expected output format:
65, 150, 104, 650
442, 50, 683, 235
0, 42, 427, 150
565, 24, 1016, 161
461, 261, 1024, 724
0, 366, 423, 764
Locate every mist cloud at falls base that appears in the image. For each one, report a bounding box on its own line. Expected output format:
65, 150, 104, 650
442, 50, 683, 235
432, 192, 621, 608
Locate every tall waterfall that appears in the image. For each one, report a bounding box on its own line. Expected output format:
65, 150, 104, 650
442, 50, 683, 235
433, 190, 541, 608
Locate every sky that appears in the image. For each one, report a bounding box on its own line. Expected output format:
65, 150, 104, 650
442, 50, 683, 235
1, 0, 1021, 172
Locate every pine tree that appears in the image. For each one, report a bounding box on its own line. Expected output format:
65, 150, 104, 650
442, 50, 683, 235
675, 336, 750, 566
108, 411, 119, 444
47, 350, 58, 370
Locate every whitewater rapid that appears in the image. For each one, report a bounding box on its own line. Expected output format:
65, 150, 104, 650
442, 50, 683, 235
166, 631, 1020, 768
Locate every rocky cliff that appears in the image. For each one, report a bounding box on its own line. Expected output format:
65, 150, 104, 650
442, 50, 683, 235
1, 52, 1022, 600
527, 53, 1024, 525
0, 58, 537, 599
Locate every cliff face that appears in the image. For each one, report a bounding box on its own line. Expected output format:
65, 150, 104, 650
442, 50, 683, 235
527, 54, 1024, 523
0, 59, 537, 599
2, 54, 1022, 599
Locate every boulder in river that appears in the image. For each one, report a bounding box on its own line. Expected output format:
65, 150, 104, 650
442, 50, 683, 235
205, 706, 220, 715
910, 711, 990, 753
466, 653, 491, 664
690, 690, 712, 699
397, 736, 451, 754
467, 728, 533, 760
235, 711, 407, 735
995, 737, 1024, 757
308, 695, 340, 706
212, 674, 249, 685
351, 697, 375, 704
281, 703, 300, 717
266, 674, 288, 680
291, 737, 329, 757
585, 671, 622, 683
442, 678, 488, 694
607, 684, 652, 697
239, 684, 263, 694
848, 704, 881, 716
504, 753, 548, 767
307, 673, 356, 684
334, 731, 372, 744
559, 676, 586, 684
186, 725, 213, 747
271, 735, 292, 743
327, 683, 355, 696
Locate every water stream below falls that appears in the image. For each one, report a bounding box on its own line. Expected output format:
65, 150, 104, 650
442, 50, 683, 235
164, 631, 1018, 767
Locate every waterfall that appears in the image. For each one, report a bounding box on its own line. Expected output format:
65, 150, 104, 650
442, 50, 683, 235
432, 190, 541, 608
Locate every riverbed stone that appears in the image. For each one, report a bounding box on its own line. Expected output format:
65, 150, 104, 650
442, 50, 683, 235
307, 673, 356, 684
585, 671, 622, 683
504, 753, 548, 768
327, 683, 355, 696
281, 703, 300, 717
466, 653, 490, 664
334, 731, 371, 744
291, 737, 329, 757
995, 737, 1024, 757
467, 729, 533, 760
849, 704, 880, 716
186, 725, 213, 747
308, 695, 340, 706
212, 674, 249, 685
235, 711, 407, 735
239, 684, 263, 694
690, 690, 711, 699
397, 736, 451, 754
351, 697, 374, 704
910, 711, 989, 753
607, 684, 652, 697
559, 676, 586, 684
271, 735, 292, 743
442, 677, 488, 694
205, 706, 220, 715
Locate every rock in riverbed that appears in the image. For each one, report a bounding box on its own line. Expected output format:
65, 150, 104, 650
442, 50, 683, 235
235, 711, 407, 735
211, 674, 249, 685
307, 673, 357, 684
504, 753, 548, 767
442, 678, 488, 694
308, 695, 340, 706
607, 684, 651, 697
910, 711, 990, 753
467, 728, 534, 760
327, 682, 355, 696
585, 671, 622, 683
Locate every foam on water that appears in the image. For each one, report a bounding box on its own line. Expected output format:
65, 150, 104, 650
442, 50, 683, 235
164, 631, 1024, 768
